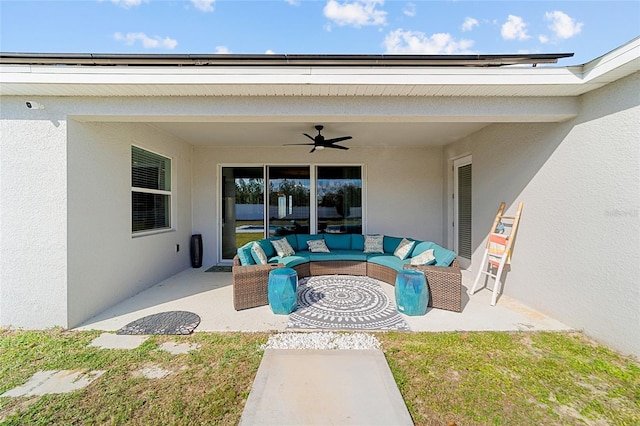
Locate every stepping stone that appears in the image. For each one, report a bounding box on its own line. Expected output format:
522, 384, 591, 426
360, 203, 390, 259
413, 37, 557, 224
1, 370, 105, 397
134, 365, 172, 379
89, 333, 148, 350
159, 342, 199, 354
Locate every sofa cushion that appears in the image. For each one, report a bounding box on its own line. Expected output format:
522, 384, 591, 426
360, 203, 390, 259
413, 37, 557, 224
296, 234, 323, 251
308, 239, 330, 253
283, 234, 298, 252
351, 234, 365, 251
324, 233, 351, 250
411, 241, 435, 257
366, 253, 405, 271
394, 238, 416, 260
364, 234, 384, 253
271, 238, 295, 257
383, 236, 403, 254
410, 248, 436, 265
269, 253, 310, 268
309, 250, 368, 262
251, 242, 268, 265
254, 238, 275, 258
432, 244, 457, 267
237, 241, 256, 266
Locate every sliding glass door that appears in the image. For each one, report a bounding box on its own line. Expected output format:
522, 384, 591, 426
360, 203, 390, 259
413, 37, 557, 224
317, 166, 362, 234
267, 167, 311, 237
221, 167, 264, 260
220, 164, 363, 262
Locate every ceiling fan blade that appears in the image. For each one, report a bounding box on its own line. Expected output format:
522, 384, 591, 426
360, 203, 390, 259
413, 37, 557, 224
327, 145, 349, 150
310, 146, 316, 153
303, 133, 315, 142
325, 136, 352, 144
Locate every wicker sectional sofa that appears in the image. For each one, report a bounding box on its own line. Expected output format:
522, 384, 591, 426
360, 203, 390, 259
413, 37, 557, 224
232, 233, 462, 313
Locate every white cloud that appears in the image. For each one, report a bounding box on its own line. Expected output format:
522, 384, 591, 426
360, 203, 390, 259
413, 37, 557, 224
538, 34, 549, 44
106, 0, 147, 9
501, 15, 530, 40
323, 0, 387, 28
403, 2, 416, 17
113, 32, 178, 49
545, 10, 583, 39
285, 0, 301, 5
461, 17, 478, 32
265, 49, 276, 54
191, 0, 215, 12
383, 29, 474, 54
215, 46, 230, 54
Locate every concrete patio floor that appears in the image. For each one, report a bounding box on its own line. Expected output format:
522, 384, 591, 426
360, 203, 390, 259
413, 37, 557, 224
76, 268, 572, 333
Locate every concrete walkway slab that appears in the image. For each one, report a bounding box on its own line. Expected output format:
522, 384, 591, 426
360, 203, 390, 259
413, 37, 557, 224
1, 370, 105, 397
240, 349, 413, 426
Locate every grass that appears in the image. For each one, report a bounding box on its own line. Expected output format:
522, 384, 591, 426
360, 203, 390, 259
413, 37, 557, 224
1, 330, 638, 425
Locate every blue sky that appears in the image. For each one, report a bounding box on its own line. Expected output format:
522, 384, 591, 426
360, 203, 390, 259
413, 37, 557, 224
1, 1, 638, 65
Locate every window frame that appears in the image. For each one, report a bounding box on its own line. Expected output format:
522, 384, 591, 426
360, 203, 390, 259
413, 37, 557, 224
131, 144, 174, 237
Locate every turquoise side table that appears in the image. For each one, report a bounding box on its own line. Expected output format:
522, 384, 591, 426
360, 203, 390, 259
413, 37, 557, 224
268, 268, 298, 314
395, 269, 429, 316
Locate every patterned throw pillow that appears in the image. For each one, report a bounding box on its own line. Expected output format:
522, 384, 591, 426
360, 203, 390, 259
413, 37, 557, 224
251, 242, 268, 265
307, 239, 330, 253
411, 249, 436, 266
363, 234, 384, 253
271, 238, 295, 257
394, 238, 415, 260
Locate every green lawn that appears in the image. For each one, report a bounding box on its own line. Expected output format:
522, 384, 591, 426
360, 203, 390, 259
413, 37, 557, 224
1, 329, 638, 425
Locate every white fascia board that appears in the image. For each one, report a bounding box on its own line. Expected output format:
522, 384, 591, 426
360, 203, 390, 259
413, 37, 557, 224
581, 37, 640, 83
1, 64, 583, 86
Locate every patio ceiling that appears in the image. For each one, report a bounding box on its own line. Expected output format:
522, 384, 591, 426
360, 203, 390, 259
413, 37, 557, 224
149, 121, 490, 148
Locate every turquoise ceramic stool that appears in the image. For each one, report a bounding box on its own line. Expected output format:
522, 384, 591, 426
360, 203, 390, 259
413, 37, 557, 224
395, 269, 429, 316
268, 267, 298, 314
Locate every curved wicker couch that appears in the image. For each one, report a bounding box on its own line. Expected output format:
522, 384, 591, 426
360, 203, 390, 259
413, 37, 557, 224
232, 234, 462, 313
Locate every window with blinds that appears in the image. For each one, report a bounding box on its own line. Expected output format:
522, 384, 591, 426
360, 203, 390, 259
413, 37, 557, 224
131, 146, 172, 234
457, 163, 472, 259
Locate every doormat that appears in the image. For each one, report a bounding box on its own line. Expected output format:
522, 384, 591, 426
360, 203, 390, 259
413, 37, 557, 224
287, 275, 410, 331
117, 311, 201, 335
206, 265, 232, 272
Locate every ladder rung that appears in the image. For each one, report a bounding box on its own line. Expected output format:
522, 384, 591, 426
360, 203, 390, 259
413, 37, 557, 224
481, 271, 497, 278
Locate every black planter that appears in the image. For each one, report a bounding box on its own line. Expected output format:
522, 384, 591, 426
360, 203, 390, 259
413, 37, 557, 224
190, 234, 203, 268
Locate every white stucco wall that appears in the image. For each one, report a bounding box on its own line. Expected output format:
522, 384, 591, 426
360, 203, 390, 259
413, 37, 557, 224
67, 121, 193, 328
0, 96, 194, 328
444, 72, 640, 357
192, 145, 443, 267
0, 104, 69, 328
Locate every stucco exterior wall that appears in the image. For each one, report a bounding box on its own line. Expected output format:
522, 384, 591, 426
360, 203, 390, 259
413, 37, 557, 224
192, 145, 443, 267
444, 72, 640, 357
0, 110, 68, 328
66, 121, 193, 328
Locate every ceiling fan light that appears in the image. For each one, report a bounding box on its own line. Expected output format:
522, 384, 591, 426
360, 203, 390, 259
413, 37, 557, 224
316, 146, 325, 150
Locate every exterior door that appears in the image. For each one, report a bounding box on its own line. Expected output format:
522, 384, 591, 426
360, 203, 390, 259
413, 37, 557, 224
453, 156, 472, 269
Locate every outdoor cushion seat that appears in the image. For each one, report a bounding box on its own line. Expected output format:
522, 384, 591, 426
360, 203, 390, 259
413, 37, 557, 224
269, 253, 310, 268
366, 253, 405, 271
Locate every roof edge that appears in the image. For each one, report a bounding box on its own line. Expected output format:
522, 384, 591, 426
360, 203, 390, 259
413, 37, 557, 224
0, 52, 574, 67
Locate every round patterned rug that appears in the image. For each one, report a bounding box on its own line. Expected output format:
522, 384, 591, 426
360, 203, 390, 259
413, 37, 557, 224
286, 275, 410, 331
117, 311, 201, 335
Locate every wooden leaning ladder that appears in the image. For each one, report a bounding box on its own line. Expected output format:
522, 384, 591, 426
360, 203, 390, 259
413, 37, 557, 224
470, 201, 524, 305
